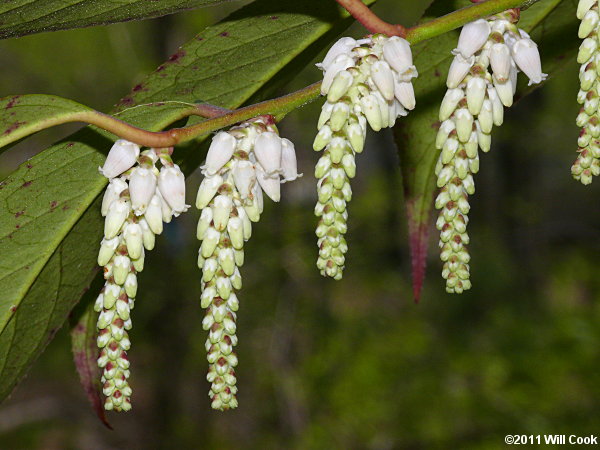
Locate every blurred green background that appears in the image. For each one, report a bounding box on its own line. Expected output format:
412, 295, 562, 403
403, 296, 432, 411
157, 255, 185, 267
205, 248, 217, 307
0, 1, 599, 449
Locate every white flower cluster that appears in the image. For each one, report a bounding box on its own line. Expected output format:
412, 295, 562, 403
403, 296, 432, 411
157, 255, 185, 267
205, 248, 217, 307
96, 139, 188, 411
435, 15, 545, 293
196, 117, 300, 411
314, 34, 417, 279
573, 0, 600, 184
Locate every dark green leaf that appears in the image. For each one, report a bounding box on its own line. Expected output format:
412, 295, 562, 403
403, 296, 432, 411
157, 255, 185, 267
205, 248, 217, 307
0, 0, 238, 40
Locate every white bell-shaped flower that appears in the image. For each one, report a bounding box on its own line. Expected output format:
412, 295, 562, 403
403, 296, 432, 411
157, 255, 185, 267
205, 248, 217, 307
100, 140, 140, 179
511, 38, 547, 85
455, 19, 490, 59
280, 138, 301, 183
129, 167, 157, 215
232, 160, 256, 199
203, 132, 236, 176
382, 36, 413, 74
254, 131, 282, 176
158, 164, 188, 214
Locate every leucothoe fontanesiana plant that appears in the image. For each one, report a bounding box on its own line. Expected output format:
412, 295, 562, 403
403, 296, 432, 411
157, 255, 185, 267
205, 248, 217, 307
0, 0, 589, 423
195, 116, 300, 410
433, 10, 546, 294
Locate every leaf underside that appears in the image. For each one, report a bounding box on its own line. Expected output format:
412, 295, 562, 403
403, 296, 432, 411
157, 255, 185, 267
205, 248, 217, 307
0, 0, 375, 405
394, 0, 577, 302
70, 276, 112, 429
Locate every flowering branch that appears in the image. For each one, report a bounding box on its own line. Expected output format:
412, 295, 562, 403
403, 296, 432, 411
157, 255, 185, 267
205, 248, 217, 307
334, 0, 406, 37
0, 0, 540, 151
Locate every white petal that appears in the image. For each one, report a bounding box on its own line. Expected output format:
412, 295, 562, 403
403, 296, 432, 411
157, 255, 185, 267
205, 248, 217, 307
158, 164, 188, 214
203, 132, 236, 176
511, 38, 546, 85
100, 140, 140, 179
129, 167, 157, 215
456, 19, 491, 59
382, 36, 413, 74
254, 131, 282, 176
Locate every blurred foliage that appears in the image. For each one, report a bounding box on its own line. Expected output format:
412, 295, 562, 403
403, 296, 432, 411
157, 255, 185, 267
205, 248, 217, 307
0, 1, 599, 449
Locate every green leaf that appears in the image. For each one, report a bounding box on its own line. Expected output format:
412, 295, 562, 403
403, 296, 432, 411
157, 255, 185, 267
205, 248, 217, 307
0, 0, 237, 40
0, 0, 375, 404
0, 95, 92, 150
394, 0, 576, 301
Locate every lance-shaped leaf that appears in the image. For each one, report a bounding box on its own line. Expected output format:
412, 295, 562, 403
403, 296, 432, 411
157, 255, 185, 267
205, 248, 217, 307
0, 0, 375, 405
394, 0, 575, 302
0, 0, 239, 40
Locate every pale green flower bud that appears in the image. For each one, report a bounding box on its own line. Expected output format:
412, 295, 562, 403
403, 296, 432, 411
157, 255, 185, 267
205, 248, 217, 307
113, 255, 130, 285
123, 223, 143, 260
201, 227, 220, 258
466, 77, 486, 115
212, 195, 233, 232
313, 125, 333, 151
327, 70, 354, 103
104, 198, 130, 240
360, 94, 383, 131
439, 88, 464, 121
455, 108, 474, 143
329, 102, 351, 131
196, 174, 223, 209
579, 9, 599, 38
315, 155, 332, 178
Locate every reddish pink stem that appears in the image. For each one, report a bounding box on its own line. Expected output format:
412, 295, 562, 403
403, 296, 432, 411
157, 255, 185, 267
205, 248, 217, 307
334, 0, 406, 37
